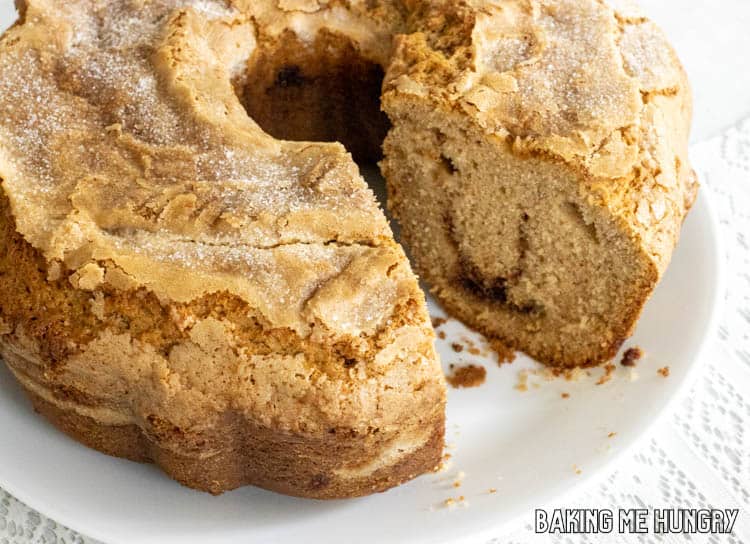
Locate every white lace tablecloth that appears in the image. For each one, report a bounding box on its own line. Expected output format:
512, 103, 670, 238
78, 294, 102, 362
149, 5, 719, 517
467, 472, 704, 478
1, 118, 748, 544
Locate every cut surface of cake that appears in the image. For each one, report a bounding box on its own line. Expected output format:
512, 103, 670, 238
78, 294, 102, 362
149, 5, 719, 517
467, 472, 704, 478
381, 0, 696, 367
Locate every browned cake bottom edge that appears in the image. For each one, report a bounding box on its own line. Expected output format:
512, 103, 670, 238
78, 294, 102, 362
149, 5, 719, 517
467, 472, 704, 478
18, 383, 444, 500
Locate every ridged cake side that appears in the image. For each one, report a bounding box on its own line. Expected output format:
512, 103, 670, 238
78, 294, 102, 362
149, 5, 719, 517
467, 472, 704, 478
0, 0, 445, 498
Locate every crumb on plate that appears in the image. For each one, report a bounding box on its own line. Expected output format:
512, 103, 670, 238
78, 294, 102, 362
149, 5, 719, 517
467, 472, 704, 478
620, 346, 643, 367
515, 370, 529, 392
595, 363, 616, 385
447, 364, 486, 388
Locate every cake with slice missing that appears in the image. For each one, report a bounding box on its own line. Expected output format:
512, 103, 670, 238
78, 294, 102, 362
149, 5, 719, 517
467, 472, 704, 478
0, 0, 695, 499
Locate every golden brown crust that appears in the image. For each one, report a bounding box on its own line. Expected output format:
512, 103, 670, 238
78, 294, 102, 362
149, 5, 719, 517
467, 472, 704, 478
0, 0, 399, 317
385, 0, 696, 275
24, 386, 444, 499
0, 0, 446, 498
0, 184, 445, 497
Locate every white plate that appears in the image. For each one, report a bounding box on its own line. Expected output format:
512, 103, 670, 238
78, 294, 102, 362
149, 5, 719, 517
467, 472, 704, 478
0, 178, 722, 543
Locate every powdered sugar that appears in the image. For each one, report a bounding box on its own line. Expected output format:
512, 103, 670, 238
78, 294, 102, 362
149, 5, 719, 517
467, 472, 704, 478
469, 0, 650, 154
519, 0, 638, 133
187, 0, 237, 20
0, 0, 383, 269
619, 21, 682, 93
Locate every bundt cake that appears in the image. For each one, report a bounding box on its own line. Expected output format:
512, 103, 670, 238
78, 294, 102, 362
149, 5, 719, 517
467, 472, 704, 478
0, 0, 695, 498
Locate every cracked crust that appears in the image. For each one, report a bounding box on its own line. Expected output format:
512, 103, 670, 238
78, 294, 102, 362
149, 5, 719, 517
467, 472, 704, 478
381, 0, 696, 366
0, 187, 445, 497
0, 0, 446, 498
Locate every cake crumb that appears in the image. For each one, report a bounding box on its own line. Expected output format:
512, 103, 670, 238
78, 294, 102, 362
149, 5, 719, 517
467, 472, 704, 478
431, 316, 447, 328
89, 292, 106, 320
608, 432, 617, 438
451, 342, 464, 353
563, 367, 585, 381
657, 366, 670, 378
515, 370, 529, 391
443, 495, 468, 509
573, 465, 582, 475
459, 336, 488, 357
489, 338, 516, 366
532, 367, 558, 381
561, 392, 570, 399
437, 451, 454, 472
488, 488, 497, 494
447, 364, 486, 388
620, 347, 642, 367
437, 330, 446, 340
595, 363, 616, 385
452, 470, 465, 488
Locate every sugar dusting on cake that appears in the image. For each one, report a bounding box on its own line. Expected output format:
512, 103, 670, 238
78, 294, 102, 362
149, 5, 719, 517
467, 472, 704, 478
0, 0, 385, 276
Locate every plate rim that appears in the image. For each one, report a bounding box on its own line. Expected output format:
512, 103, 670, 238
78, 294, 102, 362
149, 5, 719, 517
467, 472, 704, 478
448, 185, 727, 544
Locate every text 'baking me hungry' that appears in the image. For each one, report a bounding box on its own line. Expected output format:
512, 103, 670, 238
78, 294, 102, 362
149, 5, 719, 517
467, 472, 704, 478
534, 508, 739, 535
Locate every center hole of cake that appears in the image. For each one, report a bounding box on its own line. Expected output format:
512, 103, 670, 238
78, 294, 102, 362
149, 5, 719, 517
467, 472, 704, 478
235, 30, 389, 164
